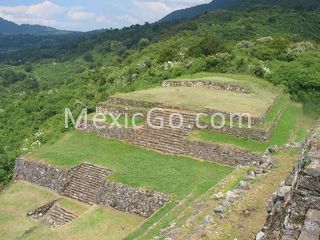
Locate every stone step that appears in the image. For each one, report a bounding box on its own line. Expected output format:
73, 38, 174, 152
134, 134, 184, 143
65, 179, 103, 191
50, 212, 75, 222
76, 167, 109, 176
63, 189, 97, 201
134, 140, 184, 153
65, 180, 101, 192
137, 143, 184, 154
148, 119, 196, 127
63, 163, 110, 205
65, 184, 98, 194
141, 126, 193, 135
136, 134, 184, 143
135, 139, 184, 147
48, 205, 77, 227
80, 164, 111, 174
148, 115, 196, 121
136, 130, 186, 138
135, 136, 183, 146
71, 176, 105, 186
74, 171, 107, 181
64, 191, 96, 204
150, 109, 196, 116
142, 125, 193, 132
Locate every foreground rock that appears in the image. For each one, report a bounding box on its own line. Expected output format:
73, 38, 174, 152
256, 122, 320, 239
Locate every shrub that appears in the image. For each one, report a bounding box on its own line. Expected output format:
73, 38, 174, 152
24, 63, 33, 73
188, 35, 226, 57
83, 52, 94, 62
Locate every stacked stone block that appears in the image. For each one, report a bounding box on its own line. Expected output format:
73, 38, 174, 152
257, 122, 320, 240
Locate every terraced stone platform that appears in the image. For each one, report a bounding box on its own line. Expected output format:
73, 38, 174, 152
63, 163, 113, 204
14, 158, 170, 217
46, 204, 77, 228
27, 200, 77, 228
131, 108, 197, 154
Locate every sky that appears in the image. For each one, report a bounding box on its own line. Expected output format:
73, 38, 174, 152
0, 0, 210, 31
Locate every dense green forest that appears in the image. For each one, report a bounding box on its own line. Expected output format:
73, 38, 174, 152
0, 3, 319, 187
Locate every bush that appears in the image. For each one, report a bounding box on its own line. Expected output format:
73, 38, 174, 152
138, 38, 150, 50
83, 52, 94, 62
188, 35, 226, 57
24, 62, 33, 72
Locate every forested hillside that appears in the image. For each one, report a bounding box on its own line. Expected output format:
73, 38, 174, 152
0, 3, 319, 188
160, 0, 320, 22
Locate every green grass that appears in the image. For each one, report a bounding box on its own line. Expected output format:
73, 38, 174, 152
192, 103, 299, 152
295, 128, 307, 142
116, 86, 278, 117
27, 132, 233, 200
263, 95, 288, 127
127, 180, 213, 240
200, 94, 288, 130
25, 132, 233, 239
0, 182, 143, 240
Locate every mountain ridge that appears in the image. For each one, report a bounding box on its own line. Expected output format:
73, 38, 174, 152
0, 17, 68, 35
160, 0, 320, 23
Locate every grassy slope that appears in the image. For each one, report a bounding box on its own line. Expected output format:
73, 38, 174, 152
116, 86, 275, 117
0, 181, 142, 240
263, 95, 288, 127
27, 132, 233, 200
115, 73, 281, 119
25, 132, 233, 239
192, 103, 301, 152
131, 168, 247, 240
177, 150, 300, 239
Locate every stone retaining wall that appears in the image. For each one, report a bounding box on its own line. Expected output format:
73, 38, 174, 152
97, 181, 170, 218
107, 97, 263, 125
108, 97, 165, 109
256, 121, 320, 240
13, 158, 78, 193
183, 139, 261, 166
162, 80, 251, 93
205, 99, 288, 142
200, 108, 263, 126
76, 118, 262, 167
77, 120, 137, 141
96, 103, 148, 117
13, 158, 170, 218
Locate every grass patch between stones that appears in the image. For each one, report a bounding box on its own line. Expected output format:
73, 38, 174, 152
192, 103, 300, 152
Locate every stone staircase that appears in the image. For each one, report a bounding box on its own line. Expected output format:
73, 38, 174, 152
47, 204, 77, 228
132, 109, 197, 154
63, 163, 112, 205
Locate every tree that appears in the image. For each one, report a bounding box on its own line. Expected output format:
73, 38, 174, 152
188, 35, 226, 57
138, 38, 150, 50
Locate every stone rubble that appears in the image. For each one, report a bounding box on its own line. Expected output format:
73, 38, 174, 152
256, 121, 320, 240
